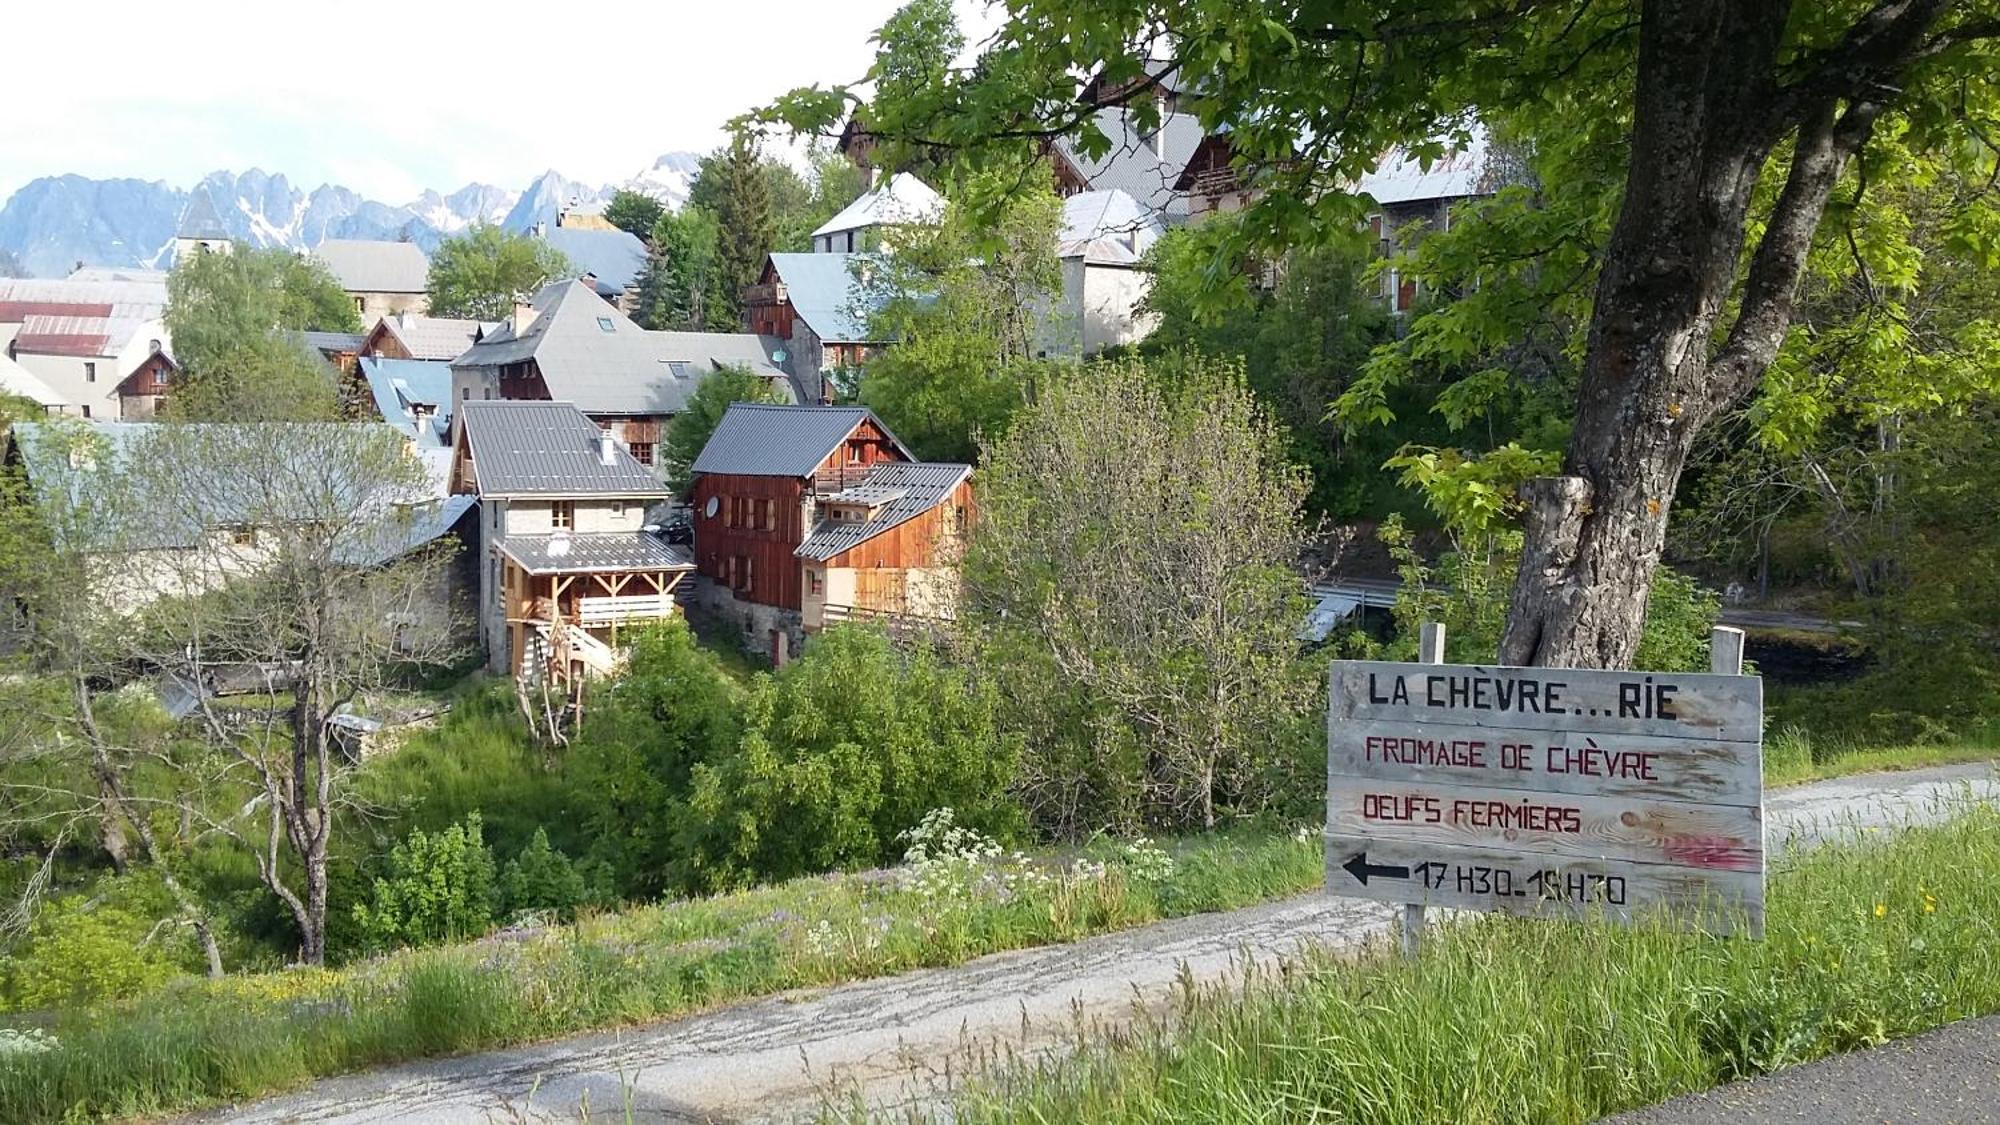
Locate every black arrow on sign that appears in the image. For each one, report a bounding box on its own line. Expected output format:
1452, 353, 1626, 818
1343, 852, 1411, 887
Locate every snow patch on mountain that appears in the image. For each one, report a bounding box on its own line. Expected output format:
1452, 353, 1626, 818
0, 152, 707, 277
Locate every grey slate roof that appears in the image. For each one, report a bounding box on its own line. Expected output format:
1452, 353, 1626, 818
313, 240, 430, 295
177, 189, 230, 240
797, 461, 971, 562
542, 227, 647, 298
689, 403, 912, 478
379, 314, 493, 362
456, 399, 670, 498
454, 280, 792, 415
303, 330, 368, 355
499, 533, 693, 576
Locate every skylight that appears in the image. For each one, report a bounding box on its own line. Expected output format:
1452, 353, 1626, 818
596, 317, 615, 333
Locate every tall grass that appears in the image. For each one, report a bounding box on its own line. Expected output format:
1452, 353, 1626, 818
941, 802, 2000, 1125
1764, 723, 2000, 787
0, 829, 1320, 1122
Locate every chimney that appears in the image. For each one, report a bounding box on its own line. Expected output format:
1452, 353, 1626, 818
511, 302, 537, 335
599, 431, 617, 467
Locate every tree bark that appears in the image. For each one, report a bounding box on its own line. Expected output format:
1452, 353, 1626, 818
1499, 0, 1911, 668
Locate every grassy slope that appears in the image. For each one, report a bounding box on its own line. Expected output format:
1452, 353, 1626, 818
943, 804, 2000, 1125
0, 833, 1319, 1122
0, 732, 1988, 1121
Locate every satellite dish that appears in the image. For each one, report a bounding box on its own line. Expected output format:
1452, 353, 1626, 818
704, 496, 720, 519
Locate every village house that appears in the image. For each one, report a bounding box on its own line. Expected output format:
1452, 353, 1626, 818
809, 173, 944, 253
687, 403, 970, 661
1356, 126, 1504, 315
305, 331, 368, 380
312, 239, 431, 322
5, 420, 473, 616
360, 312, 492, 362
359, 356, 454, 448
453, 279, 795, 470
534, 210, 648, 314
742, 253, 889, 403
0, 352, 69, 415
0, 277, 174, 420
449, 400, 689, 693
1050, 189, 1164, 356
1174, 128, 1267, 223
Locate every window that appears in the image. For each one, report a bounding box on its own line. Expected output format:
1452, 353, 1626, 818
808, 569, 823, 596
629, 441, 654, 466
551, 501, 574, 530
80, 405, 91, 419
755, 498, 772, 531
609, 501, 625, 518
461, 387, 470, 401
84, 362, 97, 383
846, 443, 862, 464
596, 317, 615, 333
723, 496, 737, 528
354, 296, 365, 314
229, 527, 258, 548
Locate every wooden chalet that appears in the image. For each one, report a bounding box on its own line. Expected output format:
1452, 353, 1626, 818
451, 400, 690, 701
454, 279, 794, 471
687, 403, 970, 660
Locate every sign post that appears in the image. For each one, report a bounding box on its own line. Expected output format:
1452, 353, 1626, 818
1327, 625, 1765, 938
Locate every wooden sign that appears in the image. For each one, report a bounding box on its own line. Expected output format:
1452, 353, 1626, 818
1326, 630, 1765, 935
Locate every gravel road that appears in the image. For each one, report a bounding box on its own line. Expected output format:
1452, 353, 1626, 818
190, 761, 1998, 1125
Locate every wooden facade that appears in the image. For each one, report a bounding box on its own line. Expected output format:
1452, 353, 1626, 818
690, 416, 909, 613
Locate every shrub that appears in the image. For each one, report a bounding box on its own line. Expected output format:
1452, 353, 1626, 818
498, 829, 590, 922
351, 815, 497, 951
0, 879, 193, 1011
564, 620, 744, 899
680, 625, 1024, 891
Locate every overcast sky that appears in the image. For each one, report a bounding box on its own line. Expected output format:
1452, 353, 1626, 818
0, 0, 1000, 203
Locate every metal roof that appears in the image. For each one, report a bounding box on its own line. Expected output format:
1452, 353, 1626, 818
456, 399, 670, 498
1059, 190, 1165, 256
454, 280, 791, 414
542, 226, 647, 296
1056, 106, 1206, 217
499, 532, 694, 576
1356, 123, 1497, 206
378, 314, 493, 362
335, 495, 478, 568
764, 253, 887, 344
10, 421, 435, 553
360, 357, 455, 448
797, 461, 971, 562
13, 314, 155, 358
0, 278, 168, 321
690, 403, 911, 478
313, 239, 431, 295
811, 173, 944, 240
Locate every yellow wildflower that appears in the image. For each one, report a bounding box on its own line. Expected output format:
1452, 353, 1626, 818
1873, 903, 1887, 919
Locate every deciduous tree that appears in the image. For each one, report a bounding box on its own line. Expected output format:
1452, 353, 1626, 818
962, 357, 1314, 834
754, 0, 2000, 670
426, 226, 573, 321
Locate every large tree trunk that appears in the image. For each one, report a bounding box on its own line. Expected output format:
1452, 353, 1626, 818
1499, 0, 1905, 668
